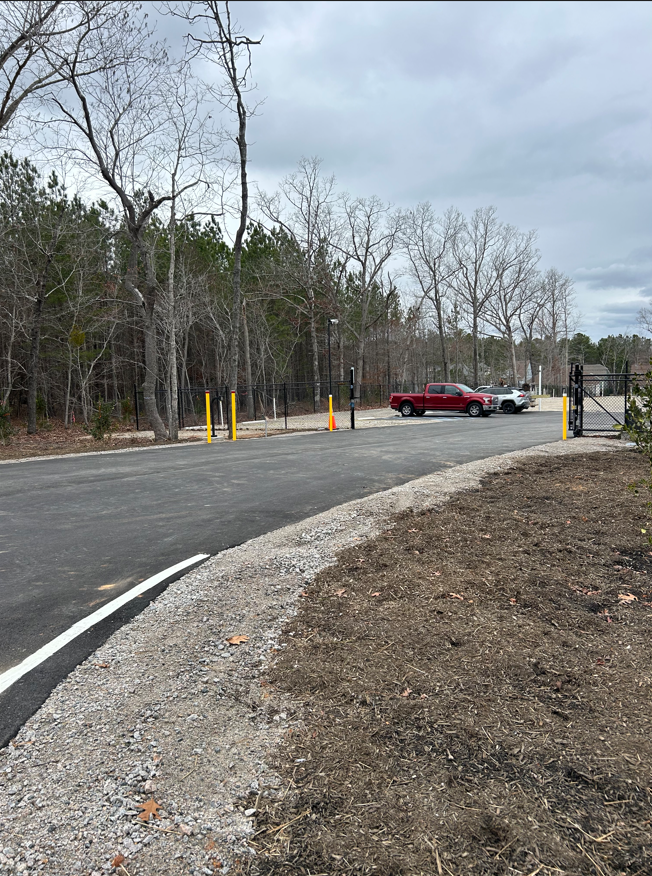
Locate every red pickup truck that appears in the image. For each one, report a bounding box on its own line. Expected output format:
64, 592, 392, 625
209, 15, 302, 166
389, 383, 499, 418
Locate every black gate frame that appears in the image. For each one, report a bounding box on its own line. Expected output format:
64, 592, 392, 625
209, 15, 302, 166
568, 363, 631, 437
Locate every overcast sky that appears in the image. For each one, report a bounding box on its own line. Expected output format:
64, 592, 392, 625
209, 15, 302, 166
163, 1, 652, 340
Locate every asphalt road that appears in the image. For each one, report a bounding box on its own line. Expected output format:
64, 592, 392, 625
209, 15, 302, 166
0, 411, 563, 745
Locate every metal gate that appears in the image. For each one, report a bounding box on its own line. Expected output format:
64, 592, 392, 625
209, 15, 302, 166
568, 363, 631, 437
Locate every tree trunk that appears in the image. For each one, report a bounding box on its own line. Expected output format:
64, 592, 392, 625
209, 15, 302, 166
2, 303, 17, 406
509, 332, 519, 386
243, 300, 254, 419
141, 300, 167, 441
64, 347, 72, 427
355, 337, 365, 403
26, 287, 46, 434
110, 335, 119, 407
432, 294, 450, 382
308, 293, 320, 410
167, 199, 179, 440
472, 307, 479, 388
228, 93, 249, 390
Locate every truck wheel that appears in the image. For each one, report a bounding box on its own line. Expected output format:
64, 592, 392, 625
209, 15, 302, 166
467, 402, 483, 418
415, 410, 425, 417
502, 401, 516, 414
399, 401, 415, 417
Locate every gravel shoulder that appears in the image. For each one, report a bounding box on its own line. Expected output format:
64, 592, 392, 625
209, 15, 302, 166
0, 438, 625, 875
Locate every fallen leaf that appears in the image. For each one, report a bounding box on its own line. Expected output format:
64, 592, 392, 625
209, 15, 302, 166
94, 662, 110, 669
618, 593, 638, 603
299, 590, 308, 597
509, 598, 517, 605
408, 528, 418, 532
111, 855, 125, 868
370, 591, 381, 597
582, 516, 588, 522
335, 588, 347, 597
179, 823, 193, 836
566, 520, 571, 524
419, 693, 428, 699
136, 798, 162, 822
433, 571, 441, 576
226, 635, 249, 645
448, 593, 464, 600
400, 688, 412, 697
480, 534, 490, 538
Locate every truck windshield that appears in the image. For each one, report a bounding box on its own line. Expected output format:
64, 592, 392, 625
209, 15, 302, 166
457, 384, 473, 393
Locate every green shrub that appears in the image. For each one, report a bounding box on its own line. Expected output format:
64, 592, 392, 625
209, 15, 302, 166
120, 397, 134, 421
0, 403, 14, 445
84, 399, 115, 441
626, 362, 652, 541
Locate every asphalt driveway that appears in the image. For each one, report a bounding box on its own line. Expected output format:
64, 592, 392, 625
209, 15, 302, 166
0, 412, 564, 744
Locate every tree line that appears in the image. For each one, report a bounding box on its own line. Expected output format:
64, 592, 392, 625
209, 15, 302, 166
0, 1, 605, 440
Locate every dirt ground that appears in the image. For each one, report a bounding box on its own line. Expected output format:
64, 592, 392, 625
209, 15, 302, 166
0, 419, 202, 461
246, 451, 652, 876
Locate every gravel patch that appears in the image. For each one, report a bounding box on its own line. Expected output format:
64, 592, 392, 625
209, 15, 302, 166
0, 437, 625, 875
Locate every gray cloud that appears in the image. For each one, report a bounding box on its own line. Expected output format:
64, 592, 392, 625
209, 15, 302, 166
574, 247, 652, 295
158, 1, 652, 339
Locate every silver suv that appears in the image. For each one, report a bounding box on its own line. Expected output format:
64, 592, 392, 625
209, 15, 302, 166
475, 386, 530, 414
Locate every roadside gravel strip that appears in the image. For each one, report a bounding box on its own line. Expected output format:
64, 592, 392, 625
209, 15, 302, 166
0, 438, 623, 875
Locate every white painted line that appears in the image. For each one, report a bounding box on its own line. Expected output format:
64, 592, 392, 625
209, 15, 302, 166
0, 553, 209, 695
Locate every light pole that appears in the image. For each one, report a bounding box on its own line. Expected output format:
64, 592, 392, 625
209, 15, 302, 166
328, 318, 338, 398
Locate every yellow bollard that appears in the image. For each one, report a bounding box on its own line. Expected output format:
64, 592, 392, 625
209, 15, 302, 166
328, 394, 333, 431
205, 391, 212, 444
231, 391, 237, 441
562, 392, 567, 440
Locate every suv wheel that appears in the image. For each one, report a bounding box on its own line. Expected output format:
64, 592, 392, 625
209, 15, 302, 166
399, 401, 414, 417
466, 401, 483, 418
502, 401, 516, 414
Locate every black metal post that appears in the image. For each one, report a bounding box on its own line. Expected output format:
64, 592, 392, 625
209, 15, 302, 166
134, 383, 139, 431
624, 361, 630, 428
572, 363, 583, 438
210, 394, 216, 437
350, 366, 355, 430
284, 382, 288, 430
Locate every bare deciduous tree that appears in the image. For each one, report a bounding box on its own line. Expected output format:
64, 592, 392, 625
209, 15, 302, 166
453, 206, 503, 387
258, 156, 338, 408
173, 0, 261, 391
337, 195, 401, 398
0, 0, 127, 134
53, 17, 213, 439
401, 204, 462, 382
485, 225, 539, 384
